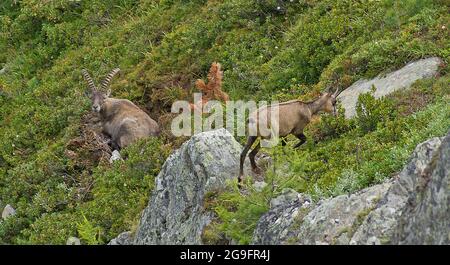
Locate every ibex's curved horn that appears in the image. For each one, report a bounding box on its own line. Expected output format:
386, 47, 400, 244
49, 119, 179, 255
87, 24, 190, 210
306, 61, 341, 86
81, 69, 96, 91
100, 68, 120, 91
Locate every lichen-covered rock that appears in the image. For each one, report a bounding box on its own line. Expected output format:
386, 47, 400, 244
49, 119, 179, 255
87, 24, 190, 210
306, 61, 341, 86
392, 134, 449, 244
133, 129, 249, 244
337, 57, 443, 118
294, 182, 391, 245
350, 137, 443, 244
251, 131, 449, 245
252, 189, 313, 245
108, 232, 132, 245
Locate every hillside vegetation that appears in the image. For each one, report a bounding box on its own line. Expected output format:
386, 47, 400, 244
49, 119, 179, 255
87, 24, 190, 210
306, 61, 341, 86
0, 0, 449, 244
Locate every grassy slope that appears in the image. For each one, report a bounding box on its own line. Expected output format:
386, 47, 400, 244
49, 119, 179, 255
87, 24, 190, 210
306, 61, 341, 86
0, 0, 448, 244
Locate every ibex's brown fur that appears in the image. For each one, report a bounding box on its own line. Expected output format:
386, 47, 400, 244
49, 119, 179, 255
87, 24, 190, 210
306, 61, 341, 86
82, 68, 160, 150
239, 89, 340, 183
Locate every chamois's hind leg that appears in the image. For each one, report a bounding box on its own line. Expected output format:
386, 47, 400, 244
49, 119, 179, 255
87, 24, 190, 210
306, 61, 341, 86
239, 136, 257, 184
293, 133, 307, 148
248, 142, 262, 174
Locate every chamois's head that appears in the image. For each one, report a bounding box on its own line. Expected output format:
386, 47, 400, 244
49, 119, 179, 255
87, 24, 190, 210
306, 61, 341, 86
82, 68, 120, 113
320, 87, 340, 116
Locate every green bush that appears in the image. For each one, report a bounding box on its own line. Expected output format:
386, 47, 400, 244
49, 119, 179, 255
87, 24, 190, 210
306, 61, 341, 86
355, 87, 397, 134
310, 104, 354, 141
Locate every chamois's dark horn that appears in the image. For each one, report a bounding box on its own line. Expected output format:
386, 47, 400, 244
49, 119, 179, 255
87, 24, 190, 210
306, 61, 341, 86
332, 87, 340, 97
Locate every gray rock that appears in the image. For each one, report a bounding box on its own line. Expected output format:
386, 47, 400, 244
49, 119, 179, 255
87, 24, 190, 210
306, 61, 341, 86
337, 57, 442, 118
109, 150, 122, 163
134, 129, 249, 244
295, 182, 391, 245
251, 131, 449, 245
252, 181, 268, 192
108, 232, 132, 245
2, 204, 16, 220
66, 237, 81, 245
350, 137, 443, 244
252, 189, 313, 245
392, 133, 450, 244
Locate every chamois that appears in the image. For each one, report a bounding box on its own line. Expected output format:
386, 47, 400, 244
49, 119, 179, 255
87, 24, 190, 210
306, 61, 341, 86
239, 88, 341, 183
82, 68, 160, 150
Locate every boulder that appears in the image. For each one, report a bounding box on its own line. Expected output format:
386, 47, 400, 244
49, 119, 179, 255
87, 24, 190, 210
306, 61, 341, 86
252, 131, 449, 245
66, 237, 81, 245
133, 128, 249, 244
2, 204, 16, 220
337, 57, 443, 118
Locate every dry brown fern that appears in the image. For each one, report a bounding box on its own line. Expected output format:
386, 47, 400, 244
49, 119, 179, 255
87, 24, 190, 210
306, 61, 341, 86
195, 62, 229, 102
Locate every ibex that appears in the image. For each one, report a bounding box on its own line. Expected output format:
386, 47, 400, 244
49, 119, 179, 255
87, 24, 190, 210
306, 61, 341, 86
82, 68, 160, 150
239, 88, 341, 183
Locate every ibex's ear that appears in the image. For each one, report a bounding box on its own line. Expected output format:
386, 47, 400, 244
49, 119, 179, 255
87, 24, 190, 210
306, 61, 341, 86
105, 89, 111, 98
84, 89, 91, 98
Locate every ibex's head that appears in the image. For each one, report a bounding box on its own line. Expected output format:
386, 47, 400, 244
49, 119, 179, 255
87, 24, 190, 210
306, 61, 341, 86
321, 87, 340, 116
82, 68, 120, 113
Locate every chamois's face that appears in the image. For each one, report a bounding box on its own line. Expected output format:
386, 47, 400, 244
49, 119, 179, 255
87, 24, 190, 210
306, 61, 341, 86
322, 93, 338, 115
90, 89, 110, 113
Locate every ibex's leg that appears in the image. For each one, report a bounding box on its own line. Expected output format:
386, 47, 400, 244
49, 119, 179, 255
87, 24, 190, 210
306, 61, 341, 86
248, 142, 262, 174
294, 133, 307, 148
111, 141, 120, 151
239, 136, 257, 184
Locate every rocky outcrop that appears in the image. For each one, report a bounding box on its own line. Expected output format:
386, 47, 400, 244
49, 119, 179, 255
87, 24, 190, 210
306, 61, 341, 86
252, 131, 449, 245
391, 134, 449, 245
131, 129, 249, 244
350, 137, 443, 244
252, 189, 313, 245
108, 232, 132, 245
337, 57, 443, 118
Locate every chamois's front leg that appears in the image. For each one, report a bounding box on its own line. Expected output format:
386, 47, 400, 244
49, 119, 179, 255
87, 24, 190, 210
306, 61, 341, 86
293, 133, 306, 148
248, 142, 262, 174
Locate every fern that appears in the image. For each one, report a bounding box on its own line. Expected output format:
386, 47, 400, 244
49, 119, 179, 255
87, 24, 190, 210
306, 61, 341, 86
77, 213, 103, 245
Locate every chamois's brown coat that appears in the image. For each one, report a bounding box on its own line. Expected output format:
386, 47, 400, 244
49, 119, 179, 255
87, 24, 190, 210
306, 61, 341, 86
239, 91, 340, 183
82, 68, 160, 150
